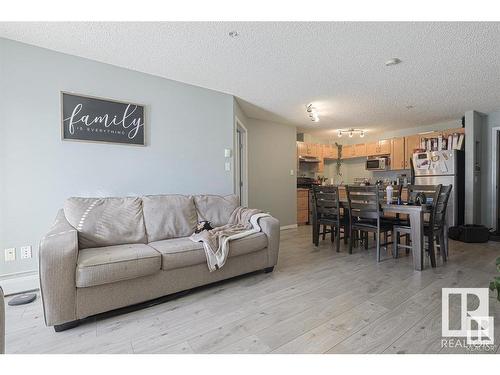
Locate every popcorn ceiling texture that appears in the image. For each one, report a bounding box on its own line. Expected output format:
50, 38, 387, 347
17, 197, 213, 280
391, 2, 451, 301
1, 22, 500, 137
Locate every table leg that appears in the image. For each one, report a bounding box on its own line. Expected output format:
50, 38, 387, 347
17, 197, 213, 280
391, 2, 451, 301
410, 210, 424, 271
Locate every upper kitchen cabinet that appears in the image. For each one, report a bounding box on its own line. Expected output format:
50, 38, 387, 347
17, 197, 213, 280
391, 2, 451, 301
366, 139, 391, 156
365, 141, 378, 156
322, 144, 337, 159
342, 144, 354, 158
378, 139, 391, 154
297, 142, 320, 157
404, 134, 421, 169
297, 141, 306, 157
391, 137, 406, 170
354, 143, 367, 158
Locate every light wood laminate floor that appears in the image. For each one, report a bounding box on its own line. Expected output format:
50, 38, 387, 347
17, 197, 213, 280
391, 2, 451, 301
4, 226, 500, 354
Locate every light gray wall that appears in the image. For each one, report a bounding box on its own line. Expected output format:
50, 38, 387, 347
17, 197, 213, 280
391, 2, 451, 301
245, 118, 297, 227
0, 38, 235, 276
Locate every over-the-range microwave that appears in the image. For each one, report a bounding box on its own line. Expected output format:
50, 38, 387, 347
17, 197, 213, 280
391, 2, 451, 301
365, 157, 389, 171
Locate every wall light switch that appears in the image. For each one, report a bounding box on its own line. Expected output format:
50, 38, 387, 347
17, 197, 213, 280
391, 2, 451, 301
225, 162, 231, 171
21, 245, 32, 259
224, 148, 232, 158
290, 169, 295, 176
5, 248, 16, 262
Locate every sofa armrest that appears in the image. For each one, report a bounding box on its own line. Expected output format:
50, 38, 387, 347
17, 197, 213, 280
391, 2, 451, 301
39, 209, 78, 326
258, 216, 280, 267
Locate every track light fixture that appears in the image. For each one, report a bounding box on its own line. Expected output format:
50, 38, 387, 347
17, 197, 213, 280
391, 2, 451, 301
336, 128, 366, 138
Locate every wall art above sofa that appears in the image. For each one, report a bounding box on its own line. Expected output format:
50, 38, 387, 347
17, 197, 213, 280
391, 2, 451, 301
61, 92, 145, 145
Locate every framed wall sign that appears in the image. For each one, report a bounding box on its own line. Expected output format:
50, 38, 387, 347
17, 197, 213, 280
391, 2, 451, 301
61, 92, 146, 146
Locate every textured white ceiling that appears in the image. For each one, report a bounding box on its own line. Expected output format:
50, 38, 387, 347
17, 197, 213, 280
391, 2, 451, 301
1, 22, 500, 137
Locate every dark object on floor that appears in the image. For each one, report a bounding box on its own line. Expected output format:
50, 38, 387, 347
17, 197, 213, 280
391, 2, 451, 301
8, 293, 37, 306
448, 224, 490, 243
489, 231, 500, 242
194, 220, 213, 233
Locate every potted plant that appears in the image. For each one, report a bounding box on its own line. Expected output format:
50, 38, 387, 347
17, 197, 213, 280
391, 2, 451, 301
334, 142, 343, 184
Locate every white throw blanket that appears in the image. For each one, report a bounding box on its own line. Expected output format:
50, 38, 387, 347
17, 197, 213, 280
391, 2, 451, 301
190, 207, 270, 271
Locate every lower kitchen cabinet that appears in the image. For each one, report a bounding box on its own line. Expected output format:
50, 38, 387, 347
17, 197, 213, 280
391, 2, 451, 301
297, 189, 309, 225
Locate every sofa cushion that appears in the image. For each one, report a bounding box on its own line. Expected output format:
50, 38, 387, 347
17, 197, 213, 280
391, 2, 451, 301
76, 244, 161, 288
149, 232, 268, 271
194, 195, 239, 228
64, 197, 147, 249
142, 195, 198, 242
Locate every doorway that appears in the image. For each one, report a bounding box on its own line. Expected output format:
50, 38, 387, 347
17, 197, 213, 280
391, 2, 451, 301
235, 117, 248, 207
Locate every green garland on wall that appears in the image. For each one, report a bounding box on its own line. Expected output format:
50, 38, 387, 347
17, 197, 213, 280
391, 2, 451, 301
334, 142, 343, 180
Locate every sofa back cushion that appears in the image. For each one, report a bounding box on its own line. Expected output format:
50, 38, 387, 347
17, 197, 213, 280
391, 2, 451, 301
194, 194, 239, 228
64, 197, 147, 249
142, 195, 198, 242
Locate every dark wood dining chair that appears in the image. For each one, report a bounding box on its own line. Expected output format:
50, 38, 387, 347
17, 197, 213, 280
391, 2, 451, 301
393, 184, 452, 267
346, 185, 393, 262
311, 185, 346, 252
426, 184, 453, 262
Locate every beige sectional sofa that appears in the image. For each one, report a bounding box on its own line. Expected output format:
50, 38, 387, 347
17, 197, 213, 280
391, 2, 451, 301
39, 194, 280, 331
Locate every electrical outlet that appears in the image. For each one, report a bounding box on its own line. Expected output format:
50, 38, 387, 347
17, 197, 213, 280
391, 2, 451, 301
4, 248, 16, 262
20, 245, 32, 259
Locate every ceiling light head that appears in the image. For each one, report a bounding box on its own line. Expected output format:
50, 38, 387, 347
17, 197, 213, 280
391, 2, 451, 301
360, 130, 365, 138
228, 31, 239, 38
349, 131, 353, 138
385, 58, 402, 67
338, 130, 342, 138
306, 103, 319, 123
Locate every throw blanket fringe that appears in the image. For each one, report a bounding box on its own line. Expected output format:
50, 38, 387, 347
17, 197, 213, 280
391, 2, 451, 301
190, 207, 270, 271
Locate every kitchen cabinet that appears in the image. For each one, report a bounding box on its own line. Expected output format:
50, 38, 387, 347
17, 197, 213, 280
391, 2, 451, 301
342, 144, 354, 159
297, 141, 306, 157
378, 139, 391, 154
297, 189, 309, 225
404, 134, 421, 169
365, 141, 378, 156
366, 139, 391, 156
322, 144, 338, 159
391, 137, 406, 170
340, 143, 365, 159
354, 143, 367, 158
317, 160, 324, 173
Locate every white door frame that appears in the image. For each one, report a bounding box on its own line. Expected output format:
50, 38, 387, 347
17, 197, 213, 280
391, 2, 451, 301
491, 127, 500, 231
234, 116, 248, 207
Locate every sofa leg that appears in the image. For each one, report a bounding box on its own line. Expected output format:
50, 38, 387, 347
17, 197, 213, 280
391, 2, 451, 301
54, 320, 80, 332
264, 266, 275, 274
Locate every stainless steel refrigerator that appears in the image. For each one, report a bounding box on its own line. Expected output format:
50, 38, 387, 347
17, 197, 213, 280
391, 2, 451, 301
412, 150, 465, 227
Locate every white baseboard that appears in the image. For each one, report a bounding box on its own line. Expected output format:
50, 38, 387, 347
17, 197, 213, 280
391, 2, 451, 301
280, 224, 298, 230
0, 272, 39, 296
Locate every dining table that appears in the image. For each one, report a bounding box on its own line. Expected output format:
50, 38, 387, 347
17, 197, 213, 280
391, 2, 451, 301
338, 199, 430, 271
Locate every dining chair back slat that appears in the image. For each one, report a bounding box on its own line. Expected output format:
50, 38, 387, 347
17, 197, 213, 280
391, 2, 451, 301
431, 185, 452, 228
